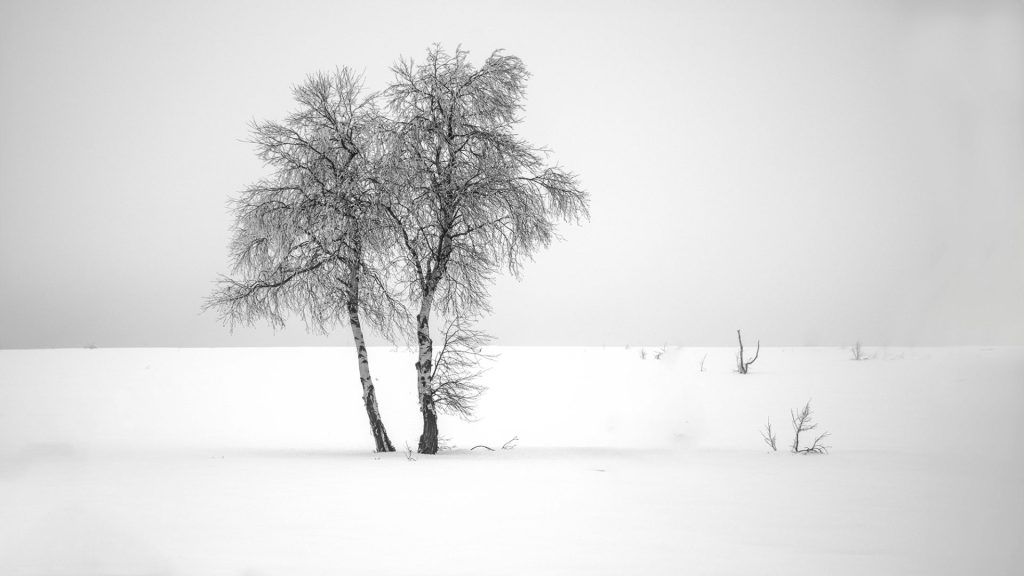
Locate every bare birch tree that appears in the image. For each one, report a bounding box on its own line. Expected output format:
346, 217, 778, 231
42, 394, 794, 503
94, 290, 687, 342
206, 69, 403, 453
377, 46, 589, 453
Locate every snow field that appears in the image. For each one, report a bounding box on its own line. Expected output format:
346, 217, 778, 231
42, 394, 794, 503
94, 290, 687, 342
1, 346, 1021, 574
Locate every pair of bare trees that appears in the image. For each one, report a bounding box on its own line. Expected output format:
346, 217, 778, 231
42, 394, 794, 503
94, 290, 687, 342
206, 46, 589, 454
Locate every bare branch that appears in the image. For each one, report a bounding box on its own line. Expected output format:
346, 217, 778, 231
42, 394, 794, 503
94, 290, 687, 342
851, 341, 865, 361
736, 330, 760, 374
429, 313, 494, 420
790, 400, 830, 455
761, 419, 777, 452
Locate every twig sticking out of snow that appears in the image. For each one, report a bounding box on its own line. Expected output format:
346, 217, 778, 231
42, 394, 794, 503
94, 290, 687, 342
470, 436, 519, 452
851, 341, 865, 361
790, 401, 830, 455
736, 330, 759, 374
761, 418, 777, 452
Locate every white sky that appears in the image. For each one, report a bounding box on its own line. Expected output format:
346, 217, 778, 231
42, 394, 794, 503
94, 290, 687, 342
1, 0, 1022, 348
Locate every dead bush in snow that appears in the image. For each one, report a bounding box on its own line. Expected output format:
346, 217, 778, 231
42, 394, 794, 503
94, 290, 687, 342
790, 401, 830, 454
851, 341, 865, 361
760, 418, 777, 452
736, 330, 759, 374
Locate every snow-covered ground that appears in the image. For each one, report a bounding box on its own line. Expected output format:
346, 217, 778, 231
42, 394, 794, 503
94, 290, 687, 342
1, 346, 1022, 575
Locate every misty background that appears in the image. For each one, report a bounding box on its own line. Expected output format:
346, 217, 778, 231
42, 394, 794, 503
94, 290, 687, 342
1, 0, 1021, 349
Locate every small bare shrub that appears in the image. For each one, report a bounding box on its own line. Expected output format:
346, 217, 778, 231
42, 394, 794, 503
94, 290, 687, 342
736, 330, 759, 374
790, 400, 830, 454
699, 353, 708, 372
760, 418, 777, 452
851, 341, 865, 361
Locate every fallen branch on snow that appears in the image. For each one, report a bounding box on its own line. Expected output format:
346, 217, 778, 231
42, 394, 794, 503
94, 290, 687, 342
470, 436, 519, 452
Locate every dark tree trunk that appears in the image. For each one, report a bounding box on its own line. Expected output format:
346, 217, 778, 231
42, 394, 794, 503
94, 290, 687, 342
415, 304, 439, 454
419, 399, 439, 454
347, 303, 395, 453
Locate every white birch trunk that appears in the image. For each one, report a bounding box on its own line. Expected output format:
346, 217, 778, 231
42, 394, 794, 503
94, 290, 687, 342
347, 303, 395, 453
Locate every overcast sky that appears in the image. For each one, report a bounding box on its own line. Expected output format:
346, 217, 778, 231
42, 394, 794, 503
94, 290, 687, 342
1, 0, 1022, 348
